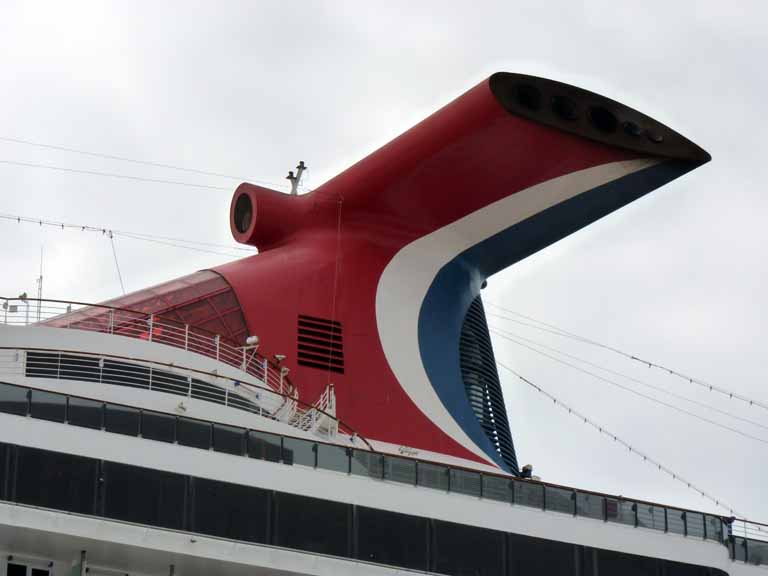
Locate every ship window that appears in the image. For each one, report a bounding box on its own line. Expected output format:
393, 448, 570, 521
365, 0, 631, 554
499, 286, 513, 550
273, 492, 350, 557
25, 351, 59, 378
7, 564, 27, 576
597, 549, 658, 576
482, 474, 513, 503
0, 444, 8, 500
316, 444, 349, 474
177, 417, 212, 450
103, 461, 186, 530
67, 396, 103, 429
151, 370, 189, 397
576, 492, 604, 520
686, 511, 705, 538
383, 455, 416, 485
59, 354, 100, 382
705, 515, 723, 541
191, 477, 268, 543
0, 382, 29, 416
546, 485, 575, 515
417, 462, 449, 491
141, 410, 176, 443
102, 359, 150, 389
15, 446, 97, 514
508, 533, 575, 575
104, 404, 140, 436
350, 450, 384, 479
282, 437, 316, 467
637, 503, 666, 532
432, 519, 505, 576
212, 423, 245, 456
449, 468, 481, 497
667, 508, 686, 535
190, 379, 225, 404
515, 480, 544, 509
29, 389, 66, 423
247, 430, 282, 462
356, 506, 428, 571
31, 569, 50, 576
606, 498, 636, 526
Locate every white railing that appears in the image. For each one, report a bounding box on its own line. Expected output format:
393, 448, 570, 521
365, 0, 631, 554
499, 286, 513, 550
0, 297, 357, 441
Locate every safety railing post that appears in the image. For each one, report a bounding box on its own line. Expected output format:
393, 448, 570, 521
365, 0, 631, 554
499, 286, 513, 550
214, 335, 220, 361
184, 324, 189, 351
263, 358, 268, 385
108, 309, 114, 334
241, 348, 247, 371
148, 314, 154, 342
187, 376, 192, 397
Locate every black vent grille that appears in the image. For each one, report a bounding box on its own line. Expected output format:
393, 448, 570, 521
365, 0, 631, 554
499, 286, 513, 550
297, 315, 344, 374
459, 296, 519, 475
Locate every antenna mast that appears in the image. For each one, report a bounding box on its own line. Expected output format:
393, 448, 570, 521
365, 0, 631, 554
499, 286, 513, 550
286, 161, 307, 195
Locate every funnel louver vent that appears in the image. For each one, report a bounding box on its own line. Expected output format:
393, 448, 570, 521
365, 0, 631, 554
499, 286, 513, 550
297, 315, 344, 374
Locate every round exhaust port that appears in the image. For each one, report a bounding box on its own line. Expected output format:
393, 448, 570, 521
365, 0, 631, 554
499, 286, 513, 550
234, 193, 253, 234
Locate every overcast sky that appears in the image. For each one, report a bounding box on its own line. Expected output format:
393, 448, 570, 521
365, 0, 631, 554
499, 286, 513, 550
1, 1, 766, 522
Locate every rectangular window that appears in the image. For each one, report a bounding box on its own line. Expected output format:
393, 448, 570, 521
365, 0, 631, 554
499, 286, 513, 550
25, 351, 59, 378
212, 423, 245, 456
383, 456, 416, 485
103, 461, 186, 530
417, 462, 449, 491
59, 354, 100, 382
432, 519, 505, 576
508, 534, 575, 575
67, 396, 103, 429
705, 515, 723, 541
7, 564, 27, 576
597, 549, 659, 576
637, 503, 666, 532
177, 417, 212, 450
546, 486, 575, 515
150, 370, 189, 396
316, 444, 349, 474
29, 389, 66, 423
350, 450, 383, 479
356, 506, 428, 571
191, 477, 268, 543
273, 492, 349, 557
104, 404, 140, 436
482, 475, 512, 503
15, 446, 97, 514
449, 468, 481, 497
102, 360, 150, 389
686, 511, 705, 538
515, 481, 543, 509
667, 508, 686, 535
606, 498, 636, 526
247, 430, 282, 462
141, 410, 176, 443
576, 492, 604, 520
0, 382, 29, 416
190, 379, 226, 405
282, 437, 316, 467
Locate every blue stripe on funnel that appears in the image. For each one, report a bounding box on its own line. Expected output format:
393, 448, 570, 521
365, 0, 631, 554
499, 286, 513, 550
417, 160, 696, 471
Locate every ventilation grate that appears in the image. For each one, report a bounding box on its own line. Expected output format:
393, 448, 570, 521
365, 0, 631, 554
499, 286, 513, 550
459, 296, 519, 475
297, 315, 344, 374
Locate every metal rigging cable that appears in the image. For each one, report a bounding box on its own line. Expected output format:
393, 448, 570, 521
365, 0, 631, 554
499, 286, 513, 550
488, 325, 768, 433
0, 212, 254, 258
485, 302, 768, 413
108, 232, 126, 295
490, 327, 768, 446
496, 359, 740, 517
0, 135, 299, 191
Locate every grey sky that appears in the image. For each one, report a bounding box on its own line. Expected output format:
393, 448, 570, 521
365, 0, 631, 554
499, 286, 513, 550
1, 1, 765, 521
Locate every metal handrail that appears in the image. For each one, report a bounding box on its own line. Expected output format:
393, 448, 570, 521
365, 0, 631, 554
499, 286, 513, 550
0, 296, 296, 398
0, 345, 371, 449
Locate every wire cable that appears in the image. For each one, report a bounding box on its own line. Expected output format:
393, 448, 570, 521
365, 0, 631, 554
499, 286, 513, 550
0, 135, 294, 190
489, 324, 768, 433
485, 302, 768, 413
108, 232, 126, 295
496, 359, 740, 516
0, 212, 254, 258
490, 327, 768, 446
